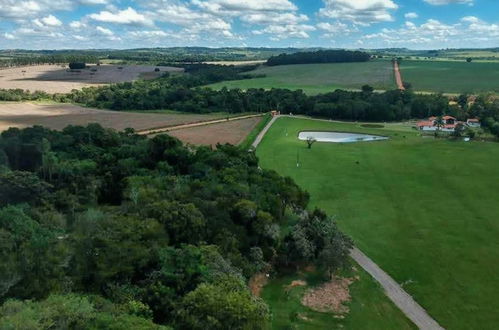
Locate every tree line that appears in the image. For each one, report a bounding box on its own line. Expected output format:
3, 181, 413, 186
266, 50, 371, 66
0, 124, 352, 329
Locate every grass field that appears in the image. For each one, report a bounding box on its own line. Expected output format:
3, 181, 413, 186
257, 117, 499, 329
263, 267, 415, 330
208, 60, 395, 95
401, 60, 499, 94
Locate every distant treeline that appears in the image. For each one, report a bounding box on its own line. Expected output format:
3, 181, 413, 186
266, 50, 371, 66
0, 55, 99, 67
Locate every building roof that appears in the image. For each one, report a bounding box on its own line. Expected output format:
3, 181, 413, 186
428, 116, 437, 121
442, 115, 456, 120
417, 121, 435, 127
467, 118, 480, 122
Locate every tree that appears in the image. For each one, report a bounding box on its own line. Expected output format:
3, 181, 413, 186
306, 136, 317, 149
175, 277, 270, 330
0, 171, 51, 207
466, 58, 473, 63
361, 85, 374, 93
69, 62, 86, 70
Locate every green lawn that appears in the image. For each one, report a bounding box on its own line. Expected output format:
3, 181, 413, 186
262, 266, 415, 330
207, 61, 395, 95
401, 60, 499, 94
257, 117, 499, 329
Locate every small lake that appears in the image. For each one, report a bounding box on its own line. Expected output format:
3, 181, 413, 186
298, 131, 389, 143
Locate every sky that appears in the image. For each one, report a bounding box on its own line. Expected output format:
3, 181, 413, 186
0, 0, 498, 50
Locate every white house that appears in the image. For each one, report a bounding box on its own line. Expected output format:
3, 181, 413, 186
416, 116, 458, 132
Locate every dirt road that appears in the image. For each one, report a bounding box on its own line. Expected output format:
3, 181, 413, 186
394, 60, 405, 90
137, 114, 264, 136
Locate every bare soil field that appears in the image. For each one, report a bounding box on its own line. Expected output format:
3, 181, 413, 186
167, 116, 262, 146
0, 64, 183, 93
0, 102, 221, 132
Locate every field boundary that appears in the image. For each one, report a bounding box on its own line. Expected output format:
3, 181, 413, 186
253, 115, 444, 330
137, 113, 265, 136
394, 61, 405, 90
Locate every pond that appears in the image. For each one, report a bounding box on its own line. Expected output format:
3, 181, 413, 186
298, 131, 389, 143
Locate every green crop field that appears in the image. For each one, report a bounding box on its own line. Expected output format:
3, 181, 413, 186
401, 60, 499, 94
257, 117, 499, 329
208, 60, 395, 95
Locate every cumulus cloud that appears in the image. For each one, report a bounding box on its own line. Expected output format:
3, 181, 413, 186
89, 7, 153, 26
423, 0, 473, 5
35, 14, 62, 27
96, 25, 113, 36
319, 0, 398, 25
405, 12, 418, 19
253, 24, 315, 40
317, 21, 358, 37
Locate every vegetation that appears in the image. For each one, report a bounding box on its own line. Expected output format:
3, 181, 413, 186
400, 60, 499, 94
209, 61, 395, 94
68, 62, 86, 70
266, 50, 371, 66
257, 117, 499, 329
0, 123, 352, 329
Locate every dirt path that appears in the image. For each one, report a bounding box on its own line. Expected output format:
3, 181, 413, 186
351, 248, 444, 330
251, 115, 278, 148
394, 60, 405, 90
252, 115, 445, 330
137, 114, 264, 136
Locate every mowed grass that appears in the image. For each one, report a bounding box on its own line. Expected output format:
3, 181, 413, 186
401, 60, 499, 94
257, 117, 499, 329
262, 267, 416, 329
208, 60, 395, 95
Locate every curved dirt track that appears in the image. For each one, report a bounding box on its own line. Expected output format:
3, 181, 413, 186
252, 115, 445, 330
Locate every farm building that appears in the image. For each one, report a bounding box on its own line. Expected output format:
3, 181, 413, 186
467, 118, 481, 128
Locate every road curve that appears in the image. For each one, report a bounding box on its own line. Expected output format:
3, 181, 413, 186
252, 115, 445, 330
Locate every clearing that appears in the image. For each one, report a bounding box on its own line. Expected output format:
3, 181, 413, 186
0, 102, 223, 132
207, 60, 395, 95
164, 116, 262, 146
257, 117, 499, 329
400, 60, 499, 94
0, 64, 183, 93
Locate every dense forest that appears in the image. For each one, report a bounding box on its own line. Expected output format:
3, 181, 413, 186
266, 50, 371, 66
0, 125, 352, 329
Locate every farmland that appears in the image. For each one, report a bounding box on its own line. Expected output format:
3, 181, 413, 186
0, 64, 183, 93
256, 117, 499, 329
208, 60, 395, 95
400, 60, 499, 94
0, 102, 223, 132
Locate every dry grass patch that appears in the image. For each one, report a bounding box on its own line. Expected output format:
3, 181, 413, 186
301, 276, 357, 315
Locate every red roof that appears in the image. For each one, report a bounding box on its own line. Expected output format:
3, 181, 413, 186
467, 118, 480, 122
428, 116, 437, 121
417, 121, 435, 127
442, 116, 456, 120
444, 124, 457, 129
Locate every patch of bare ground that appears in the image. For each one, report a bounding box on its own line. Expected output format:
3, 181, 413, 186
249, 273, 269, 297
0, 64, 183, 93
167, 117, 262, 146
301, 276, 357, 315
0, 102, 221, 132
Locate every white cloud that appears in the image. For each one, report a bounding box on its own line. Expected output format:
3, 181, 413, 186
40, 14, 62, 26
69, 21, 86, 29
253, 24, 315, 40
96, 25, 113, 36
405, 12, 418, 19
89, 7, 152, 26
128, 30, 169, 38
319, 0, 399, 25
423, 0, 473, 5
4, 32, 16, 39
193, 0, 297, 14
317, 21, 358, 37
241, 12, 308, 25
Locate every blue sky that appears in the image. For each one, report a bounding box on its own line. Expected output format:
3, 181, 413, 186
0, 0, 498, 49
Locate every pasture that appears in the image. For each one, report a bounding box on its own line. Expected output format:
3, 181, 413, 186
0, 64, 183, 93
401, 60, 499, 94
208, 60, 395, 95
257, 117, 499, 329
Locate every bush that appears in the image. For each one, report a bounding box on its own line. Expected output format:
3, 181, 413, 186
69, 62, 86, 70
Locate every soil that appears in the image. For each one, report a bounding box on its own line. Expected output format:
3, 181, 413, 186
0, 64, 183, 93
167, 116, 262, 146
249, 273, 269, 297
0, 102, 220, 132
301, 276, 356, 314
393, 61, 405, 90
